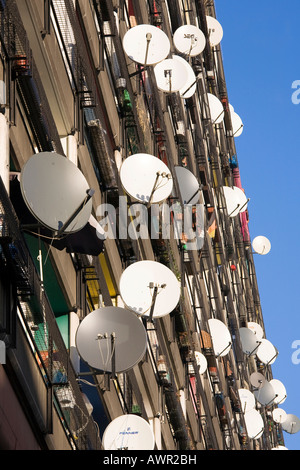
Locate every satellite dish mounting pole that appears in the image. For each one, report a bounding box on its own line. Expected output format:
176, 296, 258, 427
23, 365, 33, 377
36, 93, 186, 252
144, 32, 152, 65
186, 187, 200, 205
111, 332, 116, 379
216, 341, 232, 358
56, 188, 95, 237
149, 284, 158, 322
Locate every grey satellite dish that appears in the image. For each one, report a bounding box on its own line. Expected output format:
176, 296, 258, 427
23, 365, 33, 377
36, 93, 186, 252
119, 260, 181, 319
239, 327, 261, 356
102, 414, 155, 450
123, 24, 170, 65
173, 24, 206, 57
75, 307, 147, 373
254, 381, 276, 406
119, 153, 173, 204
281, 414, 300, 434
20, 152, 93, 235
174, 166, 201, 205
250, 372, 266, 390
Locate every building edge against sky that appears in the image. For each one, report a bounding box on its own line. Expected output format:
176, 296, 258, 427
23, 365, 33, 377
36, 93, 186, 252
0, 0, 297, 451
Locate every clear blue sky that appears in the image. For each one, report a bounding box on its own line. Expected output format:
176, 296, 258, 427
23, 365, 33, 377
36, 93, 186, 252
215, 0, 300, 450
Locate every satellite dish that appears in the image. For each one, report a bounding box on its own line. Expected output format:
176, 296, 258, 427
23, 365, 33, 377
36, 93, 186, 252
207, 93, 224, 123
256, 339, 278, 365
208, 318, 232, 357
20, 152, 93, 234
230, 111, 244, 137
119, 260, 181, 319
154, 58, 189, 93
122, 24, 170, 65
247, 322, 264, 341
172, 55, 197, 99
254, 381, 276, 406
173, 24, 206, 57
270, 379, 287, 405
102, 414, 155, 450
281, 414, 300, 434
238, 388, 256, 413
75, 307, 147, 373
195, 351, 208, 374
272, 408, 287, 424
252, 236, 271, 255
206, 16, 224, 47
244, 409, 264, 439
174, 166, 201, 205
119, 153, 173, 204
250, 372, 266, 390
222, 186, 249, 218
271, 446, 288, 450
239, 327, 261, 356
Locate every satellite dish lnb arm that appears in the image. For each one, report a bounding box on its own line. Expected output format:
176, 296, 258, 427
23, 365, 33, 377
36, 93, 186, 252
56, 189, 94, 237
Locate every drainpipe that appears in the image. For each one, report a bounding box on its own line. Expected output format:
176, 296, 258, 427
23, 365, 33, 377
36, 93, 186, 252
0, 112, 9, 194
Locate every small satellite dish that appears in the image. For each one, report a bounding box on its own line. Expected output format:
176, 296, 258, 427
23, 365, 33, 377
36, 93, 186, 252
252, 236, 271, 255
250, 372, 266, 390
119, 260, 181, 319
154, 58, 189, 93
206, 16, 224, 47
222, 186, 249, 218
122, 24, 170, 65
271, 446, 288, 450
254, 380, 276, 406
239, 327, 261, 356
194, 351, 208, 374
244, 409, 264, 439
272, 408, 287, 424
75, 307, 147, 373
281, 414, 300, 434
173, 24, 206, 57
172, 55, 197, 99
208, 318, 232, 357
102, 414, 155, 450
207, 93, 224, 123
230, 111, 244, 137
174, 166, 201, 205
256, 339, 278, 365
269, 379, 287, 405
119, 153, 173, 204
247, 322, 264, 341
20, 152, 93, 234
238, 388, 256, 413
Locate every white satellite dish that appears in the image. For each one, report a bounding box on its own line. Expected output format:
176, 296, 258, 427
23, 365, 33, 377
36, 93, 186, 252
75, 307, 147, 373
239, 327, 261, 356
154, 58, 189, 93
247, 322, 264, 341
254, 381, 276, 406
206, 16, 224, 47
252, 236, 271, 255
244, 409, 264, 439
20, 152, 93, 234
195, 351, 208, 374
208, 318, 232, 357
272, 408, 287, 424
102, 414, 155, 450
250, 372, 266, 390
271, 446, 288, 450
222, 186, 249, 218
270, 379, 287, 405
119, 260, 181, 319
174, 166, 201, 205
123, 24, 170, 65
256, 339, 278, 365
238, 388, 256, 413
172, 55, 197, 99
230, 111, 244, 137
119, 153, 173, 204
207, 93, 224, 123
281, 414, 300, 434
173, 24, 206, 57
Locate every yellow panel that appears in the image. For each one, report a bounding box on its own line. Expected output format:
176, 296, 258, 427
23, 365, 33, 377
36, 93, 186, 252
99, 253, 116, 297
